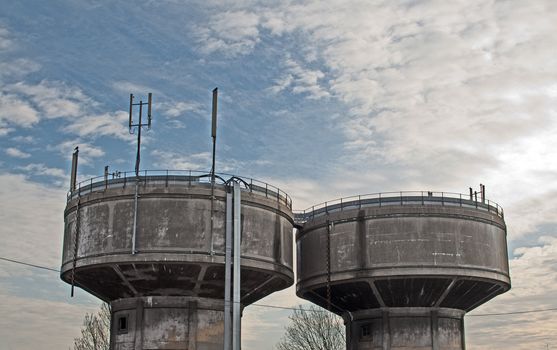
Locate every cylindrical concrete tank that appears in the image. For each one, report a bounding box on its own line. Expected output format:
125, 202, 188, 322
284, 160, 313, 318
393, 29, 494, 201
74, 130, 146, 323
61, 171, 294, 349
295, 191, 510, 350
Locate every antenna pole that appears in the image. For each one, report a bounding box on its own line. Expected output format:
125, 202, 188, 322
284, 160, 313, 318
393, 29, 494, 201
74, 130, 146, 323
211, 88, 218, 182
136, 101, 142, 177
210, 88, 218, 255
70, 147, 79, 192
129, 93, 153, 255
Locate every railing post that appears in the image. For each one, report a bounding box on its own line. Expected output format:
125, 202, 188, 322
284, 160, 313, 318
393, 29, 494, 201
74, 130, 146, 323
459, 193, 462, 207
165, 170, 168, 188
379, 193, 382, 207
400, 191, 403, 206
421, 191, 424, 206
250, 178, 253, 192
312, 206, 315, 220
325, 202, 328, 214
189, 170, 192, 187
340, 198, 343, 211
265, 184, 268, 198
442, 192, 444, 206
358, 195, 361, 209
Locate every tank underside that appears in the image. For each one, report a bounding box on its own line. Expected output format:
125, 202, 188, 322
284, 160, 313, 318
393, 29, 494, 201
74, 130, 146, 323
62, 260, 291, 306
296, 196, 511, 350
61, 175, 294, 349
301, 275, 508, 315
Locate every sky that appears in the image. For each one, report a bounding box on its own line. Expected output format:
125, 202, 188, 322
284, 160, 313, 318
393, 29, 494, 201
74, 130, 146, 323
0, 0, 556, 349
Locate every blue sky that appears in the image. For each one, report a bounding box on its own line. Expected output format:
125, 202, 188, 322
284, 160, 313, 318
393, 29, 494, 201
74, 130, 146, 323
1, 0, 557, 349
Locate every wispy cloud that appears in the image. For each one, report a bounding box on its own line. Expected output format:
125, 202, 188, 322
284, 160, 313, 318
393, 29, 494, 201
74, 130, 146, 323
0, 92, 40, 134
5, 147, 31, 158
64, 111, 132, 141
270, 57, 330, 100
161, 100, 202, 118
18, 163, 66, 180
193, 10, 260, 56
0, 26, 13, 51
50, 139, 105, 166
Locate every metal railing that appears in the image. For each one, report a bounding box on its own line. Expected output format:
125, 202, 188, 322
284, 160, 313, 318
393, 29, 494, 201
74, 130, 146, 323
293, 191, 504, 223
67, 170, 292, 209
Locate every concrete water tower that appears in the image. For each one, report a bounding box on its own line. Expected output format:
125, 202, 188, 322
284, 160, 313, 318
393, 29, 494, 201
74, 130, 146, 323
295, 191, 510, 349
60, 91, 294, 349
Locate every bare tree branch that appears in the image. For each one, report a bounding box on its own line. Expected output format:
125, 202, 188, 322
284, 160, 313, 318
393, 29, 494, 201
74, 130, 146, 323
73, 303, 110, 350
276, 305, 345, 350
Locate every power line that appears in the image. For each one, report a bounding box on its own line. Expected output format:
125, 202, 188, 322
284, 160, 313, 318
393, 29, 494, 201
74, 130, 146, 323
468, 307, 557, 317
1, 255, 557, 318
0, 256, 60, 272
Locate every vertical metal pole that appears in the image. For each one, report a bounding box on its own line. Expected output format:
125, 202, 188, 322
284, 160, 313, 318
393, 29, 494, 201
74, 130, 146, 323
233, 182, 241, 350
135, 102, 142, 177
210, 88, 218, 256
326, 220, 332, 311
131, 102, 142, 255
132, 180, 139, 254
224, 191, 233, 350
70, 147, 79, 192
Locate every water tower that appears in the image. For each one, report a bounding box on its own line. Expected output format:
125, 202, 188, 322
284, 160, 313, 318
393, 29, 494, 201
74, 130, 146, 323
295, 191, 510, 349
60, 91, 294, 349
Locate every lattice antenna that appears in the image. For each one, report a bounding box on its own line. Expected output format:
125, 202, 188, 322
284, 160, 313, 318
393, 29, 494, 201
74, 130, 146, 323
128, 93, 153, 177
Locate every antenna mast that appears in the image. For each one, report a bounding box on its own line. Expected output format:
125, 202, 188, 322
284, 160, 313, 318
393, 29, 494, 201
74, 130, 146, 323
209, 87, 218, 256
129, 93, 153, 177
129, 92, 153, 254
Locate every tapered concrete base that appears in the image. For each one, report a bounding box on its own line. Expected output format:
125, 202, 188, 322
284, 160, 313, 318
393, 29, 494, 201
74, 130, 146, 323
110, 297, 228, 350
343, 308, 465, 350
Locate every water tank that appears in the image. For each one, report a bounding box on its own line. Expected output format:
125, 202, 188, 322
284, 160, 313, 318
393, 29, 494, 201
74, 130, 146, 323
61, 171, 294, 349
295, 191, 510, 350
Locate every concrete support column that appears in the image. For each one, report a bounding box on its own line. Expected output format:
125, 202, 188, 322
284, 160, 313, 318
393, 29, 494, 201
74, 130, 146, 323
111, 297, 226, 350
344, 308, 465, 350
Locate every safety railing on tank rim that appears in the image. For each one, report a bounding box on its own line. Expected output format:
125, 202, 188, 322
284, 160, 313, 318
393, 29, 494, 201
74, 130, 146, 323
293, 191, 504, 223
67, 170, 292, 209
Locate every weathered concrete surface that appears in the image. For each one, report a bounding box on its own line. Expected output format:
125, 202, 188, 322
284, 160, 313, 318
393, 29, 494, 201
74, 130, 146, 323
111, 296, 227, 350
61, 179, 293, 303
344, 308, 464, 350
296, 199, 511, 349
60, 177, 294, 349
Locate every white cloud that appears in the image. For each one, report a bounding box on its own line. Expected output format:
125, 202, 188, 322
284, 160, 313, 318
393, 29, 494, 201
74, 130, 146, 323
162, 101, 201, 118
0, 58, 41, 79
270, 57, 330, 100
7, 80, 90, 119
0, 173, 66, 268
50, 139, 105, 166
64, 111, 133, 141
0, 92, 40, 133
466, 236, 557, 349
112, 81, 160, 96
18, 163, 66, 180
194, 10, 261, 56
12, 135, 35, 143
151, 149, 211, 170
0, 26, 12, 51
5, 147, 31, 158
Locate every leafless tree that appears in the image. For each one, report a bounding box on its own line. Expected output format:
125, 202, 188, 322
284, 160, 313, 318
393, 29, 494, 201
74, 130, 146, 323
276, 305, 345, 350
73, 303, 110, 350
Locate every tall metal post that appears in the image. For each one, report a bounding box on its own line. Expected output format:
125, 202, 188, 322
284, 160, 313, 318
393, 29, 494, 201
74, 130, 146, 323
129, 93, 153, 255
232, 182, 242, 350
224, 190, 233, 350
70, 147, 79, 192
210, 88, 218, 255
